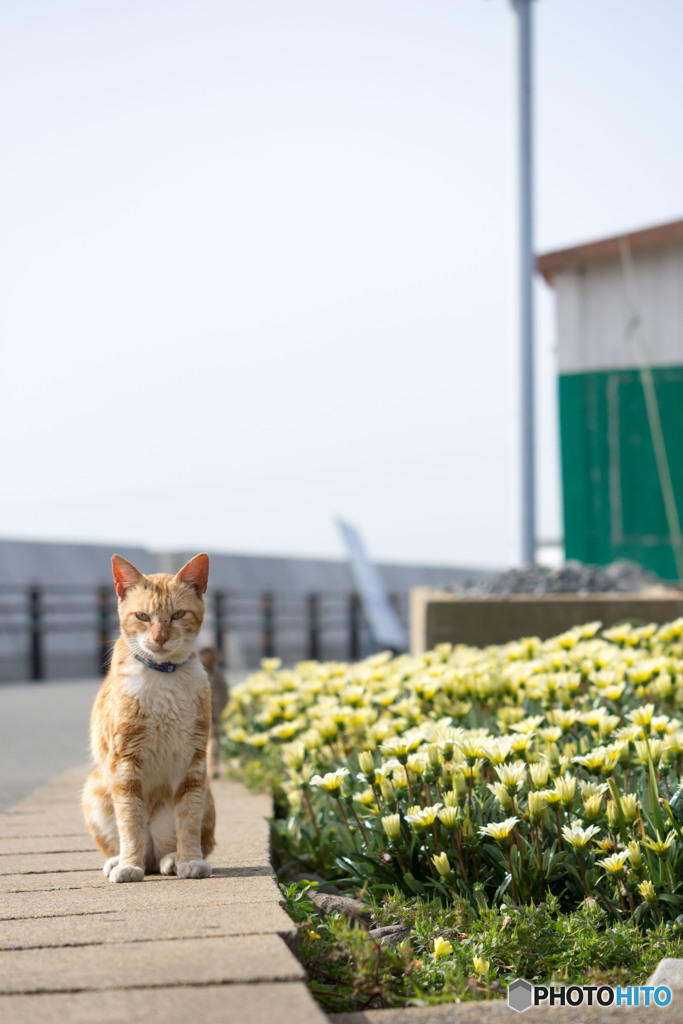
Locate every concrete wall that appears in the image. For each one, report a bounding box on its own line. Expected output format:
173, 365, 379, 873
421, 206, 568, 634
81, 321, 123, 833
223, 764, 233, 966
411, 587, 683, 653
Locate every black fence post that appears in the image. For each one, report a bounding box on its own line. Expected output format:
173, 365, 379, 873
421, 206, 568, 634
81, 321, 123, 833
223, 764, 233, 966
348, 592, 361, 662
214, 590, 227, 665
307, 593, 320, 661
29, 585, 44, 682
261, 592, 275, 659
98, 586, 112, 676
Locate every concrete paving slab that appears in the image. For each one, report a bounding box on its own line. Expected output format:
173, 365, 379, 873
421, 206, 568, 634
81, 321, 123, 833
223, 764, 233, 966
0, 981, 329, 1024
0, 825, 87, 840
330, 998, 680, 1024
0, 817, 86, 838
0, 871, 282, 920
0, 933, 305, 993
0, 837, 94, 855
0, 901, 296, 950
648, 957, 683, 989
0, 870, 108, 892
0, 760, 318, 1024
0, 851, 102, 874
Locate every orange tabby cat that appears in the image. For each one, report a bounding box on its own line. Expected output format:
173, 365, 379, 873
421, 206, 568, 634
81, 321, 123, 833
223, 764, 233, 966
82, 553, 216, 882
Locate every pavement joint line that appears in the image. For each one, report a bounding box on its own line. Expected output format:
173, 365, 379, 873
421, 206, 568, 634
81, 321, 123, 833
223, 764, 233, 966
6, 978, 311, 998
3, 928, 298, 952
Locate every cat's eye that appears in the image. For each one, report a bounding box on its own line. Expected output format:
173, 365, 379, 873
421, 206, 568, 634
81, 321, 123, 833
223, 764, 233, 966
135, 612, 150, 622
172, 611, 186, 620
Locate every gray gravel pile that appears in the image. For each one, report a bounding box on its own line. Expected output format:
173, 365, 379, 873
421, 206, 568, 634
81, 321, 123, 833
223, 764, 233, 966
444, 559, 670, 596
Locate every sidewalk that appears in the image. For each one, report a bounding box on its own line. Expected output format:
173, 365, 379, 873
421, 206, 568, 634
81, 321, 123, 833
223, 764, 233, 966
0, 765, 328, 1024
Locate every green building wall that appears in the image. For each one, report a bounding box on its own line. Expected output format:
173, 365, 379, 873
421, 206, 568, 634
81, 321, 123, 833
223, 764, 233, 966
559, 366, 683, 580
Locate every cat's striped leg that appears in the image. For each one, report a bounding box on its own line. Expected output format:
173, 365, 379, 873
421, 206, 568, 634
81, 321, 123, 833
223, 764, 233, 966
82, 769, 120, 879
173, 747, 212, 879
108, 760, 147, 883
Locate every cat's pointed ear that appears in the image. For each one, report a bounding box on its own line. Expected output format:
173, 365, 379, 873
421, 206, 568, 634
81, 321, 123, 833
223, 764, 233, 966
176, 553, 209, 595
111, 555, 144, 599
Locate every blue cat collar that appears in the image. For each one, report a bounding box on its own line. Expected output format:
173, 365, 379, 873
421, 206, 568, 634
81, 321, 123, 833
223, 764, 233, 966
132, 652, 188, 673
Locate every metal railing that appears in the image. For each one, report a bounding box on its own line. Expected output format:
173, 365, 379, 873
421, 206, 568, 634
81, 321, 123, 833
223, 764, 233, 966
0, 585, 409, 682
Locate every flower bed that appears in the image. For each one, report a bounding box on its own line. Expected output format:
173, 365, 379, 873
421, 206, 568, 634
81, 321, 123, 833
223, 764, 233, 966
222, 619, 683, 1007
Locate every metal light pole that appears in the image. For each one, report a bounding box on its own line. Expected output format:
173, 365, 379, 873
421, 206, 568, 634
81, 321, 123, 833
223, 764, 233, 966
511, 0, 536, 565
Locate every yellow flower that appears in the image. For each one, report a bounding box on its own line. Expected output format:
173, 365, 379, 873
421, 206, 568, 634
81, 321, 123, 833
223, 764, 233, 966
627, 703, 655, 728
381, 814, 402, 841
561, 823, 601, 849
479, 817, 519, 841
634, 739, 665, 765
642, 832, 676, 858
582, 793, 603, 820
358, 750, 376, 777
458, 737, 489, 763
529, 761, 549, 788
437, 805, 460, 829
598, 850, 630, 874
244, 732, 270, 748
381, 736, 419, 764
638, 879, 658, 904
486, 736, 514, 764
473, 955, 490, 976
527, 790, 546, 824
573, 748, 604, 772
603, 623, 632, 644
406, 804, 442, 831
261, 657, 282, 673
433, 852, 453, 878
494, 761, 526, 794
487, 782, 513, 811
580, 781, 609, 799
509, 714, 545, 734
309, 768, 350, 796
308, 930, 321, 939
379, 779, 396, 804
621, 794, 639, 822
433, 936, 454, 958
281, 742, 306, 770
554, 774, 576, 808
627, 841, 643, 870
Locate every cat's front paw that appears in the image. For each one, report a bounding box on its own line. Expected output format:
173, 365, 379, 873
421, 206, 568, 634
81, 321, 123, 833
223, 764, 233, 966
109, 863, 145, 883
159, 852, 177, 876
103, 856, 120, 878
177, 858, 212, 879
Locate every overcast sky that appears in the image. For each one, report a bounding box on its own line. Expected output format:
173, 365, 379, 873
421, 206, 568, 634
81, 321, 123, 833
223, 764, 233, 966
2, 0, 682, 570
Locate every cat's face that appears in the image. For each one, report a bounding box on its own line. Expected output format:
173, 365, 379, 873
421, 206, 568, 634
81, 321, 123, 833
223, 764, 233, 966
112, 554, 209, 663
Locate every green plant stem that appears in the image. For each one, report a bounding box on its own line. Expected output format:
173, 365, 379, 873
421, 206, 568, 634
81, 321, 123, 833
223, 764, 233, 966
432, 824, 442, 854
349, 802, 370, 846
505, 842, 519, 903
391, 842, 408, 873
371, 784, 382, 814
454, 831, 469, 884
335, 796, 358, 850
509, 794, 524, 857
302, 785, 321, 848
533, 826, 544, 897
555, 806, 564, 851
663, 858, 674, 893
576, 850, 590, 897
404, 765, 414, 805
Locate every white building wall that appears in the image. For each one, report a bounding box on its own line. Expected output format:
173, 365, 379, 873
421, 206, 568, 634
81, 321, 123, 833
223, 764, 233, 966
555, 243, 683, 374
